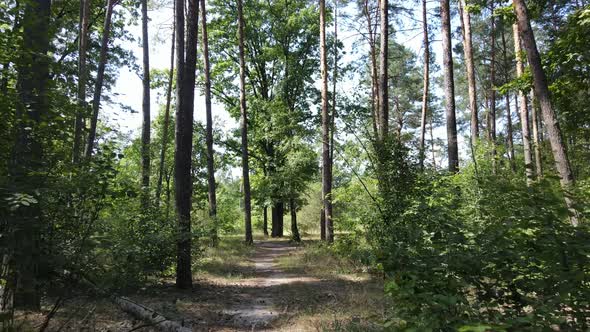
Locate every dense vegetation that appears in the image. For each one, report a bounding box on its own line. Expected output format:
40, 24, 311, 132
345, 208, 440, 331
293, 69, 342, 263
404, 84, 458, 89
1, 0, 589, 330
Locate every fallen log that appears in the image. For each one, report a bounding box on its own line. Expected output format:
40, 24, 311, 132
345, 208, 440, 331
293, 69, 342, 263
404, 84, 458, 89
113, 296, 191, 332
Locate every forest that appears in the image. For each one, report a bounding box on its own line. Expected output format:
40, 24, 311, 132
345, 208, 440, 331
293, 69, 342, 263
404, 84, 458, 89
1, 0, 589, 330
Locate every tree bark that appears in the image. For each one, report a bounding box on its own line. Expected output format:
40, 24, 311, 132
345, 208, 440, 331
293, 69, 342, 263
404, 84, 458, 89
530, 90, 543, 179
320, 0, 333, 243
378, 0, 389, 140
237, 0, 253, 244
290, 199, 301, 242
501, 22, 516, 171
155, 7, 176, 207
140, 0, 151, 210
114, 297, 191, 332
174, 0, 199, 289
512, 23, 534, 185
364, 0, 379, 137
513, 0, 578, 225
459, 0, 478, 149
8, 0, 51, 311
272, 203, 284, 237
489, 1, 497, 151
85, 0, 116, 158
200, 0, 218, 244
419, 0, 429, 168
263, 206, 268, 236
441, 0, 459, 172
72, 0, 90, 163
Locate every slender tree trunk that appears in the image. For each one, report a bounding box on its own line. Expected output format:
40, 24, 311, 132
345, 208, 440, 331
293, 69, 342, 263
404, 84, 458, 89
174, 0, 199, 289
378, 0, 389, 140
501, 22, 516, 171
8, 0, 51, 311
530, 90, 543, 178
459, 0, 478, 149
155, 8, 176, 207
441, 0, 459, 172
513, 23, 534, 185
73, 0, 90, 163
290, 199, 301, 242
85, 0, 116, 158
364, 0, 379, 137
419, 0, 429, 168
513, 0, 578, 225
489, 1, 497, 153
330, 0, 337, 180
140, 0, 151, 210
237, 0, 253, 244
263, 206, 268, 236
200, 0, 218, 244
320, 207, 326, 240
320, 0, 333, 243
430, 114, 436, 169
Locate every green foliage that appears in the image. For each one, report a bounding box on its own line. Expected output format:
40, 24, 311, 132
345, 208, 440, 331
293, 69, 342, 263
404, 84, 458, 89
374, 145, 590, 330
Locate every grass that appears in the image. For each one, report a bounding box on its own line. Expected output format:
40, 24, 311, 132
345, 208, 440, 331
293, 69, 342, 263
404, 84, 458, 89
195, 234, 258, 279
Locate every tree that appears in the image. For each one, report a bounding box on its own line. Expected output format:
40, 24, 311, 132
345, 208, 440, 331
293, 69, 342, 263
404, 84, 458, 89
489, 1, 497, 158
140, 0, 151, 210
512, 23, 534, 185
441, 0, 459, 172
320, 0, 333, 243
237, 0, 253, 245
419, 0, 430, 168
86, 0, 117, 158
500, 20, 516, 171
155, 6, 175, 207
200, 0, 218, 244
513, 0, 579, 225
174, 0, 199, 289
72, 0, 90, 163
530, 90, 543, 178
6, 0, 51, 311
378, 0, 389, 141
459, 0, 478, 149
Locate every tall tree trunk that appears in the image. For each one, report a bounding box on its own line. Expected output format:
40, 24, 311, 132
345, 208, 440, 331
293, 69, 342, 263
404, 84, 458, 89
441, 0, 459, 172
237, 0, 253, 244
363, 0, 379, 137
140, 0, 151, 210
330, 0, 337, 183
272, 203, 284, 237
7, 0, 51, 311
174, 0, 199, 289
459, 0, 478, 149
378, 0, 389, 140
320, 207, 326, 240
530, 90, 543, 178
263, 206, 268, 236
73, 0, 90, 163
489, 1, 497, 153
200, 0, 218, 244
501, 22, 516, 171
85, 0, 116, 158
513, 0, 578, 225
513, 23, 534, 185
320, 0, 333, 243
290, 199, 301, 242
155, 8, 176, 207
419, 0, 429, 168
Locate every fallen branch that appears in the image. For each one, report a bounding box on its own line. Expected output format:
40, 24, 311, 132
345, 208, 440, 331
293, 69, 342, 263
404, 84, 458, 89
113, 296, 191, 332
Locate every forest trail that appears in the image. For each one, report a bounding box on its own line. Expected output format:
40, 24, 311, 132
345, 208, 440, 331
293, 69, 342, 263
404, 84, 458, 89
26, 238, 382, 331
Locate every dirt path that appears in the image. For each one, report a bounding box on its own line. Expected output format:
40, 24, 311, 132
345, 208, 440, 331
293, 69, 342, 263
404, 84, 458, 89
32, 239, 382, 331
217, 240, 314, 330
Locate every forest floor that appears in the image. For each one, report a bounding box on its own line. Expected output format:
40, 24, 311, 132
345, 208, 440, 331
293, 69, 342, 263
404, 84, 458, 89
20, 236, 384, 331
